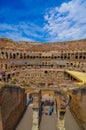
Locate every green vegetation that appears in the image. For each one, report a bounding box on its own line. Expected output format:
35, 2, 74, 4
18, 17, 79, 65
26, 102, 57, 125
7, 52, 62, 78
61, 90, 67, 95
0, 83, 7, 88
11, 78, 19, 84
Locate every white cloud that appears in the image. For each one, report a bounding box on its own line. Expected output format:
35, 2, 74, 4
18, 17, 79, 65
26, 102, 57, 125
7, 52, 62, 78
19, 22, 44, 38
0, 23, 17, 31
0, 31, 33, 41
0, 22, 43, 41
44, 0, 86, 41
0, 0, 86, 42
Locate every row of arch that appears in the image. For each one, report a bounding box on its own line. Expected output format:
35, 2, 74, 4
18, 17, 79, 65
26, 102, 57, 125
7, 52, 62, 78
0, 51, 86, 60
0, 61, 85, 71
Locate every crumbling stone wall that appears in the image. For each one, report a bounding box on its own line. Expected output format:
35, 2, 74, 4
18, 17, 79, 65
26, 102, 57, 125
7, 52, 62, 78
10, 69, 72, 88
0, 38, 86, 88
0, 85, 26, 130
0, 38, 86, 73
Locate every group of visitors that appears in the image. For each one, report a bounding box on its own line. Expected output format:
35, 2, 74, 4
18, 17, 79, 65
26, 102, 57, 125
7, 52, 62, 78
39, 99, 54, 116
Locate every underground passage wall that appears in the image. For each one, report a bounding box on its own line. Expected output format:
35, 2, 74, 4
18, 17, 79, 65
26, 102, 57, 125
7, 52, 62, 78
0, 85, 26, 130
70, 87, 86, 130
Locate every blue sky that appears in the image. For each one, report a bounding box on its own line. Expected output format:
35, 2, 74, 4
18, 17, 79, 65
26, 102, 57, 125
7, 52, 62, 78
0, 0, 86, 42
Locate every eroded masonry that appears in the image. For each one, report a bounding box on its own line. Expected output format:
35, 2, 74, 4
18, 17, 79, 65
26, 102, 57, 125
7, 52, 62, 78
0, 38, 86, 86
0, 38, 86, 130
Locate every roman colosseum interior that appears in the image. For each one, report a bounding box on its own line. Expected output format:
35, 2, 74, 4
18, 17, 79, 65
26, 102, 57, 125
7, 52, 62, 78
0, 38, 86, 130
0, 38, 86, 88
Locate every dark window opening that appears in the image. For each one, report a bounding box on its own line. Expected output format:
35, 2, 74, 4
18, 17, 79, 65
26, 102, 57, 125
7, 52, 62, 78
75, 56, 78, 59
27, 55, 29, 58
54, 56, 57, 59
16, 52, 19, 55
64, 56, 67, 59
10, 53, 12, 59
83, 56, 85, 59
5, 64, 7, 69
79, 56, 82, 59
24, 53, 26, 59
51, 65, 53, 67
20, 53, 23, 59
1, 52, 4, 54
68, 56, 70, 59
70, 63, 73, 66
6, 52, 8, 58
13, 54, 16, 59
45, 71, 48, 74
61, 56, 63, 59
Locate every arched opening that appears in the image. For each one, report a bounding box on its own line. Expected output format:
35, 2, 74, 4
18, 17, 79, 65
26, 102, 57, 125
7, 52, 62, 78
20, 53, 23, 59
6, 52, 8, 59
16, 52, 19, 55
7, 74, 11, 81
75, 55, 78, 59
13, 53, 16, 59
79, 55, 82, 59
1, 52, 4, 54
10, 53, 12, 59
61, 55, 63, 59
68, 56, 70, 59
45, 70, 48, 74
83, 56, 85, 59
5, 64, 7, 69
70, 63, 73, 66
27, 55, 29, 58
24, 53, 26, 59
64, 55, 67, 59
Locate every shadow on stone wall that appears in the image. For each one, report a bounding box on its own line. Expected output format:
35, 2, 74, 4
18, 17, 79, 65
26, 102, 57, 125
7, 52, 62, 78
70, 87, 86, 130
0, 85, 26, 130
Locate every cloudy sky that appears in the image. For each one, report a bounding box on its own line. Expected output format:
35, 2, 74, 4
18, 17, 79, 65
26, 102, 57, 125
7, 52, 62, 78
0, 0, 86, 42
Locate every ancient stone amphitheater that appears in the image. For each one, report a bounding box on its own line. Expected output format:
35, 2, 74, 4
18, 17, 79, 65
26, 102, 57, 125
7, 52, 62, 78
0, 38, 86, 88
0, 38, 86, 130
